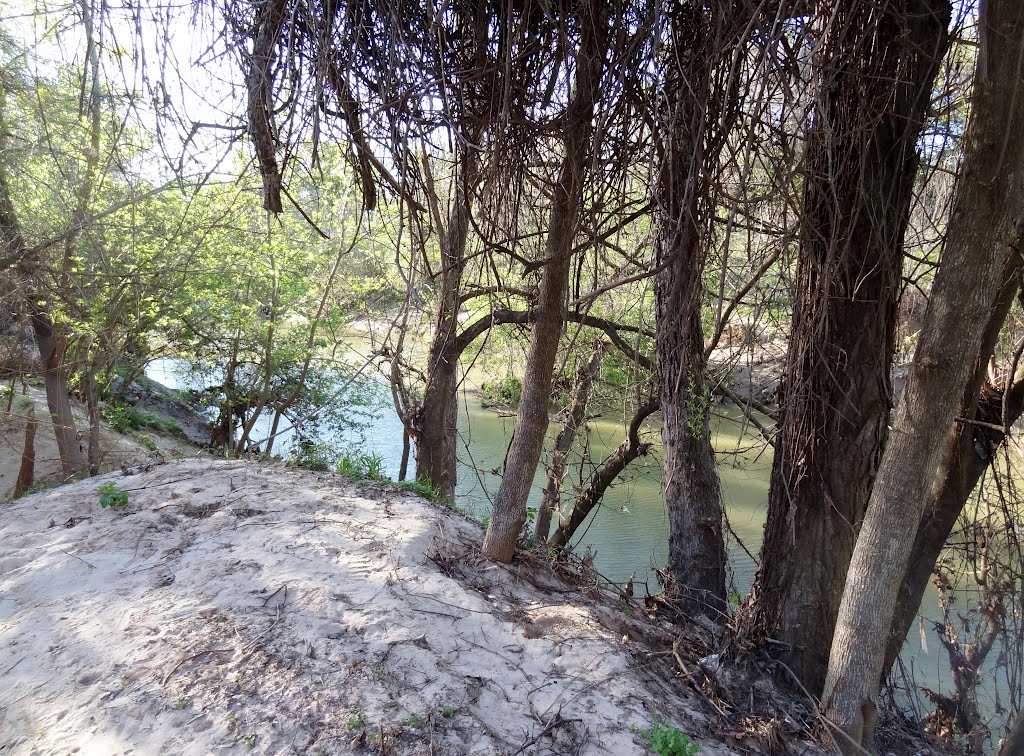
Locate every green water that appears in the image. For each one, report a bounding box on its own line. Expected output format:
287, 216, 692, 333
146, 355, 1008, 744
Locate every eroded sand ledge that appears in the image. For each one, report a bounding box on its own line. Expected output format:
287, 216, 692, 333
0, 459, 736, 755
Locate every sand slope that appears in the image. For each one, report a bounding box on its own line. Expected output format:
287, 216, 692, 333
1, 460, 730, 755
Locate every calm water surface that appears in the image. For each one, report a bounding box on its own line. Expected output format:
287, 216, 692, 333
147, 355, 1003, 733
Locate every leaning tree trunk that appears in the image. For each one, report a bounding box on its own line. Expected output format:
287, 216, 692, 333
481, 2, 607, 562
736, 0, 951, 695
883, 250, 1023, 676
549, 398, 659, 549
822, 1, 1024, 748
535, 341, 604, 542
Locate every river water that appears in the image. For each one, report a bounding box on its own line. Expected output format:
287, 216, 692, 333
146, 354, 1006, 738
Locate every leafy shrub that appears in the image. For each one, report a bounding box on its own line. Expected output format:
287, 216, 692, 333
138, 433, 158, 451
637, 714, 698, 756
103, 404, 185, 438
290, 442, 335, 471
481, 375, 522, 408
98, 482, 129, 508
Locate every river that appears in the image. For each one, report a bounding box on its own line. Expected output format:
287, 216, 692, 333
146, 354, 1007, 743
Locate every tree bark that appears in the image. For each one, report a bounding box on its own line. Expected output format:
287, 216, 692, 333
883, 250, 1024, 677
737, 0, 950, 694
821, 0, 1024, 748
481, 2, 607, 562
535, 341, 604, 542
415, 147, 479, 502
13, 403, 37, 498
654, 1, 771, 618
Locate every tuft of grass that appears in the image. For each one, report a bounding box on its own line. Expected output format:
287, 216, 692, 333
635, 713, 699, 756
439, 704, 456, 719
397, 479, 442, 502
171, 692, 191, 710
138, 433, 158, 451
336, 450, 386, 481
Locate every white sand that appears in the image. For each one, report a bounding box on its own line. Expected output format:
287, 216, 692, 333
1, 459, 732, 755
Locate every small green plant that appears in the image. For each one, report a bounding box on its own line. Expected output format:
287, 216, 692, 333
397, 479, 442, 502
402, 713, 422, 729
171, 692, 191, 710
98, 482, 129, 508
335, 450, 386, 481
291, 442, 335, 471
684, 372, 710, 436
244, 733, 257, 749
345, 711, 365, 731
636, 713, 698, 756
439, 704, 456, 719
138, 433, 158, 451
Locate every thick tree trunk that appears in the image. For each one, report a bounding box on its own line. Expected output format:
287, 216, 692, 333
535, 341, 604, 542
29, 308, 86, 478
415, 148, 478, 502
481, 2, 607, 562
883, 251, 1023, 677
737, 0, 950, 694
654, 1, 770, 618
822, 1, 1024, 748
14, 403, 37, 497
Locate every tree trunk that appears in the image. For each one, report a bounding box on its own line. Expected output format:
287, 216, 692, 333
883, 250, 1023, 676
737, 0, 950, 694
85, 362, 102, 475
481, 2, 607, 562
415, 147, 478, 502
822, 1, 1024, 747
14, 403, 37, 497
535, 341, 604, 542
653, 2, 765, 618
29, 308, 86, 478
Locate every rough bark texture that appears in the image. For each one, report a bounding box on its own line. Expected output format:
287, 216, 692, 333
737, 0, 950, 694
415, 149, 478, 503
247, 0, 287, 214
821, 0, 1024, 748
883, 251, 1024, 677
481, 2, 607, 562
28, 308, 86, 478
14, 403, 37, 498
654, 1, 758, 618
535, 342, 605, 542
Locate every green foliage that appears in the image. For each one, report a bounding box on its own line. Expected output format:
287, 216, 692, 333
336, 450, 386, 481
402, 713, 422, 728
637, 714, 698, 756
397, 479, 442, 502
102, 404, 184, 438
439, 704, 456, 719
98, 482, 129, 508
345, 711, 365, 731
481, 375, 522, 408
290, 442, 335, 472
138, 433, 157, 451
